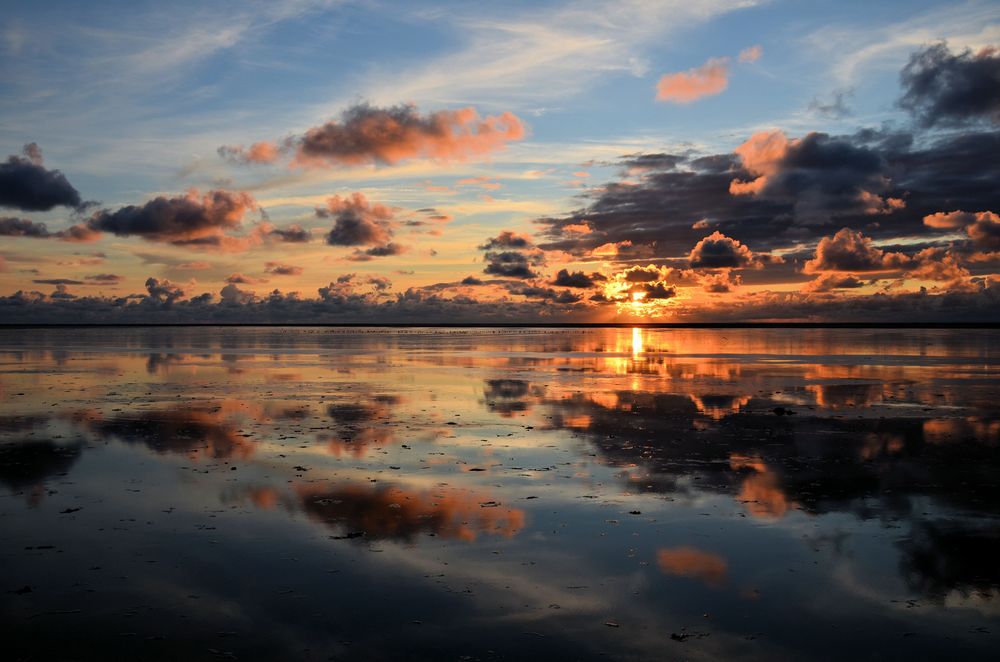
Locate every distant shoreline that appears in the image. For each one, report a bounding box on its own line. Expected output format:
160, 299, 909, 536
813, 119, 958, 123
0, 323, 997, 329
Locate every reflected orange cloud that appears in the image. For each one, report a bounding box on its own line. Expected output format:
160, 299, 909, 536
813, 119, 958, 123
730, 454, 794, 519
657, 546, 728, 587
295, 483, 525, 542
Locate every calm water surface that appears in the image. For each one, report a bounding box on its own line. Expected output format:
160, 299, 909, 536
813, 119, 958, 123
1, 327, 998, 661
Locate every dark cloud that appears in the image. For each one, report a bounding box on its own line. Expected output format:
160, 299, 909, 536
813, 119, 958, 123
0, 217, 100, 242
268, 224, 311, 242
144, 277, 185, 305
265, 262, 304, 276
804, 228, 911, 273
320, 193, 394, 247
293, 103, 525, 167
483, 251, 538, 279
0, 217, 53, 237
802, 273, 865, 293
478, 231, 533, 250
0, 144, 83, 212
537, 126, 1000, 262
551, 269, 595, 288
688, 231, 755, 268
508, 284, 581, 304
899, 43, 1000, 127
87, 189, 257, 245
346, 243, 407, 261
461, 276, 484, 285
34, 278, 83, 285
86, 274, 122, 283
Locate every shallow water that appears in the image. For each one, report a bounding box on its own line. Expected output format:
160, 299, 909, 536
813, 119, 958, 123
1, 327, 998, 661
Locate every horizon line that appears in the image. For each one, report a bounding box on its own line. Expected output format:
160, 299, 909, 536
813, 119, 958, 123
1, 322, 998, 329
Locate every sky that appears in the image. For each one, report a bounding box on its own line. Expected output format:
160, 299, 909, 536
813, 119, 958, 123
1, 0, 999, 323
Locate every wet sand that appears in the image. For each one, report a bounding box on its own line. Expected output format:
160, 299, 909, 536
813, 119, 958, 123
1, 326, 998, 660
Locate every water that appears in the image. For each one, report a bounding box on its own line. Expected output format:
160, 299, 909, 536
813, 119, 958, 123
1, 327, 998, 660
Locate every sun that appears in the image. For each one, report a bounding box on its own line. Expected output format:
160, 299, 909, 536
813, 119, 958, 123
631, 291, 647, 302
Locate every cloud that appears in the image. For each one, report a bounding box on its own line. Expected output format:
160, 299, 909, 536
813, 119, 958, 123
507, 284, 581, 304
700, 270, 742, 293
803, 228, 911, 273
346, 243, 408, 262
264, 262, 303, 276
924, 210, 978, 229
538, 125, 1000, 268
483, 250, 539, 279
809, 88, 854, 119
551, 269, 595, 288
225, 273, 263, 284
217, 141, 282, 165
86, 273, 122, 283
0, 144, 83, 212
320, 193, 395, 247
689, 231, 756, 269
87, 189, 258, 246
923, 210, 1000, 250
802, 273, 865, 293
0, 217, 100, 242
225, 103, 525, 169
478, 231, 533, 250
34, 278, 83, 285
0, 217, 54, 237
144, 277, 185, 305
967, 211, 1000, 250
268, 224, 311, 243
899, 43, 1000, 127
656, 57, 729, 103
738, 44, 763, 63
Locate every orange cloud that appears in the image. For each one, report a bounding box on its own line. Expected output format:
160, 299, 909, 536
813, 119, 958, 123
656, 57, 730, 103
739, 45, 763, 63
729, 130, 790, 195
295, 483, 525, 542
295, 104, 526, 167
218, 141, 282, 164
804, 228, 911, 273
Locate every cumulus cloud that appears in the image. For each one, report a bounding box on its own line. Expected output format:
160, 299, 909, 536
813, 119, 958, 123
0, 217, 54, 237
319, 193, 395, 247
264, 262, 303, 276
700, 270, 742, 293
802, 273, 865, 293
86, 189, 258, 247
923, 210, 978, 229
0, 144, 83, 212
689, 231, 756, 269
803, 228, 911, 273
551, 269, 596, 288
478, 231, 533, 250
967, 212, 1000, 250
656, 57, 729, 103
899, 43, 1000, 127
144, 277, 185, 305
0, 217, 99, 242
483, 250, 539, 279
728, 130, 900, 220
222, 104, 525, 169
